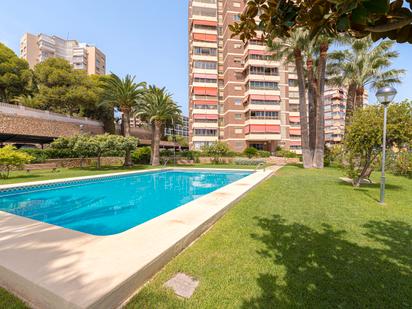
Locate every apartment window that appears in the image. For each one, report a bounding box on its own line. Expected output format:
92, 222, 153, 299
193, 95, 218, 100
249, 111, 279, 119
194, 47, 217, 56
233, 14, 241, 21
290, 145, 302, 150
193, 0, 216, 3
249, 54, 273, 61
193, 24, 217, 31
250, 99, 280, 105
194, 77, 217, 83
288, 79, 298, 87
193, 104, 217, 110
234, 98, 242, 105
250, 143, 264, 150
192, 7, 217, 17
234, 86, 242, 91
234, 43, 242, 49
194, 129, 217, 136
234, 113, 242, 120
234, 57, 242, 64
248, 81, 279, 90
193, 61, 217, 70
290, 104, 299, 112
235, 128, 243, 134
249, 66, 279, 76
194, 118, 218, 123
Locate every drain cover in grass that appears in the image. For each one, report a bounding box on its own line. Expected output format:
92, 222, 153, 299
164, 273, 199, 298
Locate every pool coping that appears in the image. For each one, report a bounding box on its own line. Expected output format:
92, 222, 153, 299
0, 166, 280, 309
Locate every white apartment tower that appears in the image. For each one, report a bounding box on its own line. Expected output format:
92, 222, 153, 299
20, 33, 106, 75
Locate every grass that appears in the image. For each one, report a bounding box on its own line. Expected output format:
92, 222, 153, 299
126, 166, 412, 308
0, 164, 258, 186
1, 166, 411, 308
0, 287, 27, 309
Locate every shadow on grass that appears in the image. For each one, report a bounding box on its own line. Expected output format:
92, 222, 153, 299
243, 215, 412, 308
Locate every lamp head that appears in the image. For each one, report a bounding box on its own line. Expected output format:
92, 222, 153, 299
376, 86, 397, 105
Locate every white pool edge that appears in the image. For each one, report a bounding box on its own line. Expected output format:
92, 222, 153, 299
0, 166, 281, 309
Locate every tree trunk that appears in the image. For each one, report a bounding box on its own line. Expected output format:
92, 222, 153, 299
97, 155, 101, 169
294, 48, 312, 168
355, 86, 365, 109
345, 83, 357, 132
122, 108, 133, 166
152, 120, 162, 166
313, 42, 328, 169
150, 122, 156, 165
307, 58, 317, 159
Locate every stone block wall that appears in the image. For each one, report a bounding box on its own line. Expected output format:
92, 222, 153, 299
0, 114, 104, 138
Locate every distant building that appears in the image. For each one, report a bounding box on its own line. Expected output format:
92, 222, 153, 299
164, 116, 189, 137
20, 33, 106, 75
324, 87, 368, 145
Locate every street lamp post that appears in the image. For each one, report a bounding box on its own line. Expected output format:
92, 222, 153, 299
375, 86, 397, 204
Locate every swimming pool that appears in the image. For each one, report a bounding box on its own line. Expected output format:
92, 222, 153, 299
0, 169, 251, 236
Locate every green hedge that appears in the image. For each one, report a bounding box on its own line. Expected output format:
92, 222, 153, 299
132, 147, 151, 164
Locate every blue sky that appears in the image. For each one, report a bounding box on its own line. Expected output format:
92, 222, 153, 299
1, 0, 411, 115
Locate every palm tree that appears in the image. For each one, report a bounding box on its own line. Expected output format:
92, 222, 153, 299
268, 30, 329, 168
328, 37, 405, 126
137, 86, 182, 166
101, 73, 146, 166
268, 30, 313, 168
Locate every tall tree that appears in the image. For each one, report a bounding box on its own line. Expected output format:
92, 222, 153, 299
229, 0, 412, 44
0, 43, 33, 102
268, 30, 329, 168
328, 37, 405, 125
101, 74, 146, 166
137, 86, 182, 166
33, 58, 97, 115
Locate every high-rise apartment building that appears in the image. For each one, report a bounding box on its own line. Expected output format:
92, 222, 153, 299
164, 116, 189, 138
20, 33, 106, 75
188, 0, 302, 153
324, 87, 369, 145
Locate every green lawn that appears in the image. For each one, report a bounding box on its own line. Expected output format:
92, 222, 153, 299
0, 287, 27, 309
126, 166, 412, 308
0, 164, 258, 186
1, 166, 411, 308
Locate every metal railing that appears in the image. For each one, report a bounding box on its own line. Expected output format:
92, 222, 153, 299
0, 102, 103, 127
255, 163, 266, 172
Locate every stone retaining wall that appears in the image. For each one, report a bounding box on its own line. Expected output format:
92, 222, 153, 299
0, 114, 104, 138
46, 157, 125, 168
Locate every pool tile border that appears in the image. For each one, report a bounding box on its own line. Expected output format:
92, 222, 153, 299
0, 166, 280, 309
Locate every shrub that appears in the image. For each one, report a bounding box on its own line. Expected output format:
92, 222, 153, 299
276, 149, 299, 158
202, 142, 229, 164
344, 102, 412, 186
257, 150, 271, 158
324, 145, 345, 168
20, 148, 48, 163
390, 151, 412, 178
0, 145, 33, 178
132, 147, 151, 164
160, 149, 173, 157
181, 150, 201, 162
234, 158, 266, 166
244, 147, 258, 158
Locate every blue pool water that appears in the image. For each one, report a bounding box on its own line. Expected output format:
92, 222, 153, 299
0, 170, 251, 236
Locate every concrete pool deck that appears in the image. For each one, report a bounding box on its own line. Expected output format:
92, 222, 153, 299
0, 166, 281, 309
